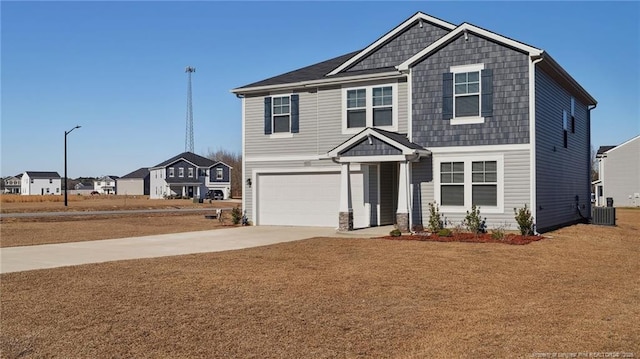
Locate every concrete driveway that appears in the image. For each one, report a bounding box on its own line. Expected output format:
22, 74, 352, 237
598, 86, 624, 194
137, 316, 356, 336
0, 226, 342, 274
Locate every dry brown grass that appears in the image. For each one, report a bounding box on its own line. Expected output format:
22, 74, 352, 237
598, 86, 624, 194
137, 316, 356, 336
1, 210, 638, 358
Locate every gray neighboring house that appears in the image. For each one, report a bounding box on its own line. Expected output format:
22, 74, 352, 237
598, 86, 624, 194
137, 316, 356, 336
149, 152, 232, 200
3, 174, 22, 194
232, 11, 597, 233
117, 168, 150, 196
593, 135, 640, 207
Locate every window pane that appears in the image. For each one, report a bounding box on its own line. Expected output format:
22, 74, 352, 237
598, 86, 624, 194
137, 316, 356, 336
273, 115, 290, 133
282, 105, 289, 113
455, 95, 480, 117
472, 162, 484, 171
472, 173, 484, 182
273, 97, 282, 106
347, 110, 366, 128
472, 185, 497, 206
468, 71, 479, 82
485, 172, 497, 182
373, 96, 382, 107
453, 162, 464, 172
373, 108, 392, 126
273, 106, 282, 115
441, 162, 452, 172
455, 84, 467, 94
281, 97, 289, 105
454, 73, 467, 83
485, 161, 497, 172
442, 185, 464, 206
453, 173, 464, 183
441, 173, 451, 183
467, 83, 479, 93
372, 87, 382, 97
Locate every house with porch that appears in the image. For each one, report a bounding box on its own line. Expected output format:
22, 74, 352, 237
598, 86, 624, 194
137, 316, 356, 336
232, 12, 596, 233
149, 152, 232, 200
593, 135, 640, 207
3, 174, 22, 194
94, 176, 119, 195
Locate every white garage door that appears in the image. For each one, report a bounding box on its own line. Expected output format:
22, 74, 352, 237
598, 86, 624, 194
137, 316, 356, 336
257, 171, 366, 227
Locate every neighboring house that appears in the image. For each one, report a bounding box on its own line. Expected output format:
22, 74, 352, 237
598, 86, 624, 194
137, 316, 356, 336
593, 135, 640, 207
3, 175, 22, 194
117, 168, 150, 196
94, 176, 119, 194
69, 182, 94, 196
21, 171, 62, 195
232, 12, 596, 233
149, 152, 232, 200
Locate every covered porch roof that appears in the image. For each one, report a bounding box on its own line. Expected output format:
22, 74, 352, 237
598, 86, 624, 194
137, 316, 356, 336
327, 128, 430, 162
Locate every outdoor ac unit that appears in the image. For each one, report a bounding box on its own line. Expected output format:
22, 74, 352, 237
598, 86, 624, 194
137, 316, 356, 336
592, 207, 616, 226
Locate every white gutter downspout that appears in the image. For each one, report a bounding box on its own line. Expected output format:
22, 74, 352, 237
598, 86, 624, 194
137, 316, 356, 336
529, 55, 544, 232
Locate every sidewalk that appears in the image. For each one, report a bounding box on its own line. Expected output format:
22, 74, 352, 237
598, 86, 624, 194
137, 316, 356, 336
0, 225, 391, 274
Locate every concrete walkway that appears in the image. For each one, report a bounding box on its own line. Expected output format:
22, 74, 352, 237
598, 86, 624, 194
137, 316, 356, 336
0, 225, 392, 274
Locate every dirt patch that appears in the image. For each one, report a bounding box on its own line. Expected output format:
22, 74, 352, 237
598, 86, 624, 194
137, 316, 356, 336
0, 209, 638, 358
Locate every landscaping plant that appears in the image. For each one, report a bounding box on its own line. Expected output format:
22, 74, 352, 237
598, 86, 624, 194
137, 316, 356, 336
427, 202, 444, 233
514, 204, 535, 236
231, 205, 243, 225
463, 205, 487, 235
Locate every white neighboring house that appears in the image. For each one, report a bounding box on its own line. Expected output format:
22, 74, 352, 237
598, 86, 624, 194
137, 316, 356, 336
3, 175, 22, 194
94, 176, 119, 194
149, 152, 232, 200
20, 171, 62, 195
593, 135, 640, 207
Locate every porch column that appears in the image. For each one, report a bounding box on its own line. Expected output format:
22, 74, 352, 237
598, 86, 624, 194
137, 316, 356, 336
396, 160, 410, 232
338, 162, 353, 231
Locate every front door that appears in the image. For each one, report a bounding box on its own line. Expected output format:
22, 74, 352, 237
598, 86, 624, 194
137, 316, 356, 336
188, 186, 194, 198
378, 162, 398, 226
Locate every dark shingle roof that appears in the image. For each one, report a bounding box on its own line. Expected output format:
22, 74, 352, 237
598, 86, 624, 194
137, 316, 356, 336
234, 50, 361, 90
371, 128, 425, 150
153, 152, 216, 168
120, 167, 150, 179
597, 146, 616, 155
24, 171, 61, 179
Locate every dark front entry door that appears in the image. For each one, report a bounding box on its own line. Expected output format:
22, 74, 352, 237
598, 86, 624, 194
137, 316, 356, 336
188, 186, 194, 198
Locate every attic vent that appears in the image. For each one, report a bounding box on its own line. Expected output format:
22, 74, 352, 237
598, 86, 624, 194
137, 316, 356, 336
592, 207, 616, 226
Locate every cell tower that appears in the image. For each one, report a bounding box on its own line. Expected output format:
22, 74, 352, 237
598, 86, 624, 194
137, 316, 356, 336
184, 66, 196, 153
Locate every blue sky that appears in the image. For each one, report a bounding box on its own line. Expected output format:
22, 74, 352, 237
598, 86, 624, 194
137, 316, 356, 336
2, 1, 638, 178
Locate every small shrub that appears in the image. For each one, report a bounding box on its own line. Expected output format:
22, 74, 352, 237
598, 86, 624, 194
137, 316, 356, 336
427, 202, 444, 233
514, 204, 535, 236
490, 222, 510, 240
463, 205, 487, 235
437, 228, 452, 237
451, 220, 465, 235
389, 229, 402, 237
231, 206, 243, 225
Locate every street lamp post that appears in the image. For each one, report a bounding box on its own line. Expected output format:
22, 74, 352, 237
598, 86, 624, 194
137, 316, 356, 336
64, 125, 81, 207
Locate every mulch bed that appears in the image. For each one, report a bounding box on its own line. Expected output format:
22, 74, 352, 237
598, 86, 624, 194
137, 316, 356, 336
382, 232, 544, 245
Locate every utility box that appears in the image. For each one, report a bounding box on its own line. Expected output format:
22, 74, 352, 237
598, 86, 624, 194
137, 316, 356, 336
592, 207, 616, 226
606, 197, 614, 207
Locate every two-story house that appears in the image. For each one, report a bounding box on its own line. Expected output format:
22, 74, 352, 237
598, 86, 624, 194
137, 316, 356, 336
116, 167, 150, 196
149, 152, 232, 200
21, 171, 62, 195
232, 12, 596, 233
593, 135, 640, 207
3, 175, 22, 194
94, 176, 119, 195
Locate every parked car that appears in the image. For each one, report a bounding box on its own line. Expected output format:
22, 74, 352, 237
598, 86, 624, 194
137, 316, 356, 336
90, 191, 100, 196
206, 190, 224, 200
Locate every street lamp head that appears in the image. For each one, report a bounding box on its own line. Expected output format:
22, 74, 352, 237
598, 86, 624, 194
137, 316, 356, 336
75, 125, 81, 129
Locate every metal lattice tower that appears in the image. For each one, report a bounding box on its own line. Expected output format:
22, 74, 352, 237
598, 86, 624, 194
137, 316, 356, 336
184, 66, 196, 153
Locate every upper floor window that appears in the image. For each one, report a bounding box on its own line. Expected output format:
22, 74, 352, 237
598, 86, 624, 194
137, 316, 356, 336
264, 94, 299, 136
443, 64, 493, 125
178, 168, 184, 177
49, 179, 53, 184
216, 168, 223, 180
169, 168, 175, 178
188, 168, 194, 178
342, 83, 397, 134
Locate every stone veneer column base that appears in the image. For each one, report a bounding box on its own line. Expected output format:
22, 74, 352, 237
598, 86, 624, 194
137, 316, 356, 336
338, 211, 353, 231
396, 213, 410, 233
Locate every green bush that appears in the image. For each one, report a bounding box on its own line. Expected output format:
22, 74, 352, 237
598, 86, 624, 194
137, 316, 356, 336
463, 205, 487, 235
427, 202, 444, 233
514, 204, 535, 236
231, 206, 243, 225
437, 228, 452, 237
389, 229, 402, 237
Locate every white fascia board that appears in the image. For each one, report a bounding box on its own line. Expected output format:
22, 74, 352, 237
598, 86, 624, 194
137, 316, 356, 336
210, 161, 233, 170
334, 155, 410, 163
606, 134, 640, 154
245, 154, 327, 163
231, 71, 404, 95
327, 128, 420, 157
327, 12, 456, 76
398, 23, 543, 71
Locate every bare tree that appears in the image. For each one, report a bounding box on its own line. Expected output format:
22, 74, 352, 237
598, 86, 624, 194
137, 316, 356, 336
591, 145, 599, 182
206, 148, 242, 199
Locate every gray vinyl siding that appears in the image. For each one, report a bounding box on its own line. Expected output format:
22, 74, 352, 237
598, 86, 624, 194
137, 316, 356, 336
164, 160, 203, 183
600, 137, 640, 207
341, 137, 401, 156
244, 79, 409, 159
412, 149, 530, 229
411, 32, 530, 148
535, 68, 591, 232
348, 21, 450, 72
116, 179, 144, 196
209, 164, 231, 182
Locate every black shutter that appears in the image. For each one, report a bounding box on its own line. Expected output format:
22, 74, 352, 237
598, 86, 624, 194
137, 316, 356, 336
442, 72, 454, 120
264, 97, 272, 135
481, 69, 493, 117
290, 94, 299, 133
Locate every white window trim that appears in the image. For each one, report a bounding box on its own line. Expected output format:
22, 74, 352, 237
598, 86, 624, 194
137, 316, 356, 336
449, 63, 485, 125
178, 168, 184, 178
216, 168, 223, 180
434, 154, 504, 214
341, 83, 398, 134
168, 168, 175, 178
272, 95, 292, 135
188, 168, 194, 178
